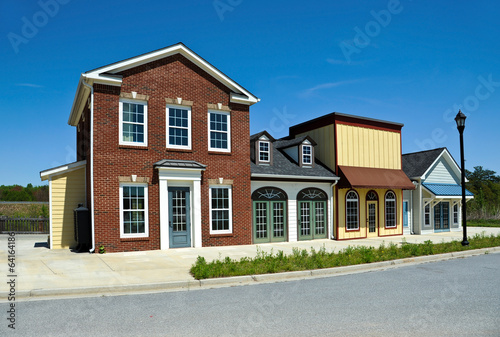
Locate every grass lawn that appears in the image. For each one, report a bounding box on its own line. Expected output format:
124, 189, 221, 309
190, 233, 500, 280
467, 219, 500, 227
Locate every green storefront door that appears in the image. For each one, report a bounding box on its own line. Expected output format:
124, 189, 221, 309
253, 200, 287, 243
298, 200, 327, 240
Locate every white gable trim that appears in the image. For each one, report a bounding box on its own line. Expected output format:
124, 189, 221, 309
40, 160, 87, 181
69, 43, 259, 126
84, 43, 258, 104
421, 148, 464, 182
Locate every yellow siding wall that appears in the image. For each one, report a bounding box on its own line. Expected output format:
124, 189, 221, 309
336, 124, 401, 169
336, 188, 403, 239
296, 125, 335, 170
51, 168, 86, 249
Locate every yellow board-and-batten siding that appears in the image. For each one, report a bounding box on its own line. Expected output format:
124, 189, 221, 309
336, 124, 401, 169
50, 167, 86, 249
296, 123, 401, 170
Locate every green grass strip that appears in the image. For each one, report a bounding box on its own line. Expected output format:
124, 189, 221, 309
190, 233, 500, 280
467, 219, 500, 227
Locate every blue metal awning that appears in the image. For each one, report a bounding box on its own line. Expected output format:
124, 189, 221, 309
422, 183, 473, 197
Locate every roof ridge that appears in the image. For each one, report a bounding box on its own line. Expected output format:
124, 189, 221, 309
403, 147, 447, 156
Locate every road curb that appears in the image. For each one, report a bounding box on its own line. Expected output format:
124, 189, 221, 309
6, 246, 499, 300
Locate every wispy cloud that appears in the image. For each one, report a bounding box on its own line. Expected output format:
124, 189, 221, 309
15, 83, 44, 88
300, 79, 362, 98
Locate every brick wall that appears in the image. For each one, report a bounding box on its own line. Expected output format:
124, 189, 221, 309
90, 54, 252, 252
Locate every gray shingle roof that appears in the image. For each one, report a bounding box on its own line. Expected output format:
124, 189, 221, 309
154, 159, 207, 169
402, 148, 446, 178
274, 136, 316, 149
251, 131, 338, 180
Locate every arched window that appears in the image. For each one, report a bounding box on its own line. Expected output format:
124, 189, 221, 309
346, 190, 359, 230
366, 190, 378, 201
385, 191, 397, 228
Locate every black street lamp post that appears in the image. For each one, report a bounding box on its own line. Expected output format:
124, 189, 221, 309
455, 110, 469, 246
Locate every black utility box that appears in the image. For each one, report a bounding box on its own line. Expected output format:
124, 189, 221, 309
74, 204, 91, 252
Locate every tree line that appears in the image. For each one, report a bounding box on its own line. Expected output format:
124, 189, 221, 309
466, 166, 500, 219
0, 184, 49, 202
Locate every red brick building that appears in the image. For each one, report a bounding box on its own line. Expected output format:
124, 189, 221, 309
43, 43, 259, 252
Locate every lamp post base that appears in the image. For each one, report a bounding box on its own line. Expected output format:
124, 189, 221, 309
461, 240, 469, 246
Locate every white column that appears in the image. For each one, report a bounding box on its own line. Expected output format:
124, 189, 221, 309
193, 179, 202, 248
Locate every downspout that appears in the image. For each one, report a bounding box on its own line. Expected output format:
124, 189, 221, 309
410, 181, 415, 234
330, 179, 339, 239
81, 78, 95, 253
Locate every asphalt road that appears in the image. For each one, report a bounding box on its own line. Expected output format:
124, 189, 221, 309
3, 253, 499, 336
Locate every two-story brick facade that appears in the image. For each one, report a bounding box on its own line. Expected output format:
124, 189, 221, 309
43, 43, 259, 252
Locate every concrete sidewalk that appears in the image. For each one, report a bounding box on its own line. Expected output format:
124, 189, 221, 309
2, 227, 500, 300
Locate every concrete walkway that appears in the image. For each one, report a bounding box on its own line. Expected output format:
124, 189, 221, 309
1, 227, 499, 300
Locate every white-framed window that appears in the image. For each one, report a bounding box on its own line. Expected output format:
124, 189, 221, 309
119, 183, 148, 238
424, 203, 430, 226
209, 185, 232, 234
346, 190, 359, 230
259, 141, 270, 162
302, 145, 312, 165
385, 191, 397, 228
453, 204, 459, 224
119, 100, 147, 146
167, 105, 191, 149
208, 110, 231, 152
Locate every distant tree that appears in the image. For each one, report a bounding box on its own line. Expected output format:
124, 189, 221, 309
466, 166, 500, 219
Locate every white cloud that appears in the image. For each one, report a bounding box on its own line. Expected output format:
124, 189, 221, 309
300, 79, 361, 98
15, 83, 44, 88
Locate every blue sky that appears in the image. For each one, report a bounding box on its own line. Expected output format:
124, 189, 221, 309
1, 0, 499, 186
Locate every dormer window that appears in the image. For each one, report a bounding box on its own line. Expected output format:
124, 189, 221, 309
255, 134, 273, 165
302, 145, 312, 165
259, 141, 270, 162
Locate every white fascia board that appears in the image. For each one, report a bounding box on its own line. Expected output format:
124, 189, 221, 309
40, 160, 87, 181
68, 76, 92, 126
230, 93, 259, 105
83, 73, 122, 86
441, 149, 467, 182
251, 173, 339, 181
